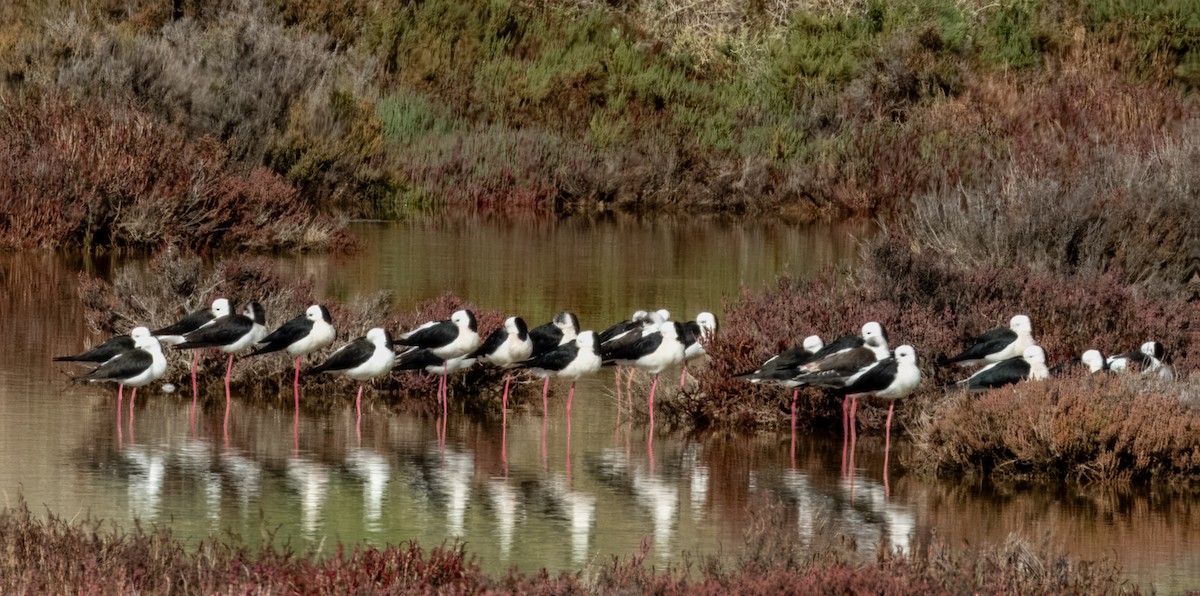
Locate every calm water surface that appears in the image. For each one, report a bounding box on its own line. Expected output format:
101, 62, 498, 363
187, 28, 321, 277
1, 218, 1197, 593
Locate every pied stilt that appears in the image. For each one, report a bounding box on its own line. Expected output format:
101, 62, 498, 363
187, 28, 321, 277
601, 321, 686, 428
1050, 349, 1108, 376
679, 312, 718, 387
735, 334, 824, 457
55, 327, 150, 364
527, 311, 580, 411
792, 321, 890, 442
151, 298, 231, 400
950, 345, 1049, 391
469, 316, 534, 417
941, 314, 1035, 367
392, 309, 481, 415
247, 304, 336, 414
516, 330, 602, 418
74, 328, 167, 414
1108, 341, 1172, 379
175, 302, 268, 408
308, 328, 395, 423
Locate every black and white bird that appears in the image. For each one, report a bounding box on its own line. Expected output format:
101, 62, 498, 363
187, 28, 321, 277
308, 328, 395, 418
597, 310, 651, 345
791, 321, 889, 439
469, 316, 534, 414
527, 311, 581, 408
1050, 349, 1108, 376
55, 327, 151, 365
950, 345, 1049, 391
175, 302, 268, 398
151, 298, 232, 397
736, 334, 825, 437
1107, 341, 1172, 379
803, 345, 922, 454
941, 314, 1035, 367
393, 309, 481, 412
679, 312, 718, 387
516, 330, 602, 416
73, 328, 167, 407
247, 304, 336, 410
151, 298, 231, 346
528, 311, 580, 357
601, 321, 686, 425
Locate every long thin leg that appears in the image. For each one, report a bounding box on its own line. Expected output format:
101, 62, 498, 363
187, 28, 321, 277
224, 354, 234, 403
501, 371, 512, 426
441, 371, 448, 420
117, 384, 124, 446
566, 380, 575, 482
356, 384, 364, 445
625, 368, 636, 393
679, 364, 688, 388
790, 388, 799, 468
294, 356, 301, 416
190, 351, 199, 429
841, 395, 851, 477
542, 377, 550, 416
647, 374, 659, 429
884, 401, 895, 498
128, 387, 137, 442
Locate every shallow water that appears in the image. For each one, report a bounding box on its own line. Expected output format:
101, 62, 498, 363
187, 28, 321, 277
1, 219, 1198, 593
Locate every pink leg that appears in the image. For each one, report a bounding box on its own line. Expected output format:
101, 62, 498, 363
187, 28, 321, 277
679, 364, 688, 388
293, 356, 301, 415
567, 381, 575, 417
542, 377, 550, 415
884, 402, 895, 497
129, 387, 137, 417
850, 395, 859, 445
615, 375, 623, 444
790, 388, 798, 467
441, 373, 448, 420
117, 385, 124, 445
502, 371, 511, 425
566, 381, 575, 481
190, 351, 199, 425
356, 384, 364, 444
626, 368, 635, 392
647, 375, 659, 428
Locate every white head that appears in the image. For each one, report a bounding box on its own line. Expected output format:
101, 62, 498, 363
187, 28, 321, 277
1022, 345, 1046, 364
211, 298, 231, 317
130, 326, 151, 340
861, 321, 886, 347
696, 312, 718, 338
134, 333, 162, 352
1140, 341, 1164, 359
451, 309, 478, 331
802, 335, 824, 353
631, 310, 649, 322
655, 308, 671, 322
576, 331, 596, 349
661, 321, 682, 340
366, 327, 390, 346
894, 344, 917, 364
1081, 349, 1105, 372
1010, 315, 1032, 334
504, 316, 520, 335
306, 304, 332, 324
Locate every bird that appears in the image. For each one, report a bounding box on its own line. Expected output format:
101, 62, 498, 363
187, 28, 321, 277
597, 310, 651, 345
151, 298, 232, 398
735, 334, 825, 449
393, 309, 481, 414
1050, 349, 1108, 376
246, 304, 336, 412
950, 345, 1049, 391
54, 327, 151, 364
308, 328, 395, 421
73, 328, 168, 411
515, 330, 603, 417
792, 321, 890, 440
941, 314, 1035, 367
527, 311, 581, 410
679, 312, 718, 387
601, 321, 686, 427
803, 344, 922, 460
175, 302, 268, 400
469, 316, 534, 416
1107, 341, 1172, 379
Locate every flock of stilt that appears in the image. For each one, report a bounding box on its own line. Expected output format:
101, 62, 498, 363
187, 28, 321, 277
56, 302, 1174, 451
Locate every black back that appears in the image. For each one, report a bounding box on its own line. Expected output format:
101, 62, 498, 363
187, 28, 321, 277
393, 348, 443, 371
75, 348, 153, 382
151, 307, 214, 337
54, 334, 135, 363
602, 330, 665, 363
249, 312, 312, 356
176, 313, 255, 349
308, 336, 375, 374
964, 357, 1030, 389
735, 344, 821, 381
945, 327, 1017, 364
517, 339, 580, 373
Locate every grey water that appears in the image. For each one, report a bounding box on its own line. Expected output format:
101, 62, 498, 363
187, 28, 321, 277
0, 217, 1196, 592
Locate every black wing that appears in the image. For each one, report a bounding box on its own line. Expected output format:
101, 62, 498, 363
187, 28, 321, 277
248, 313, 312, 356
151, 308, 214, 337
598, 319, 641, 344
176, 315, 253, 349
516, 341, 579, 373
602, 331, 664, 363
794, 346, 878, 383
735, 345, 820, 381
308, 337, 374, 374
469, 327, 508, 359
963, 358, 1029, 389
945, 327, 1016, 364
528, 321, 563, 357
681, 321, 703, 348
74, 349, 152, 382
54, 334, 134, 363
393, 348, 443, 371
394, 320, 456, 349
808, 334, 864, 361
835, 357, 899, 394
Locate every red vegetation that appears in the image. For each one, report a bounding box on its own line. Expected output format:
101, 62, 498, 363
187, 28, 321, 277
0, 91, 350, 252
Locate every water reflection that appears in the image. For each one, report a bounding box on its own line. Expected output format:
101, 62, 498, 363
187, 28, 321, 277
0, 221, 1198, 592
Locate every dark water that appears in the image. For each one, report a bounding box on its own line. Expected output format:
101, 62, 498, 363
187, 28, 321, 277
1, 219, 1197, 593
